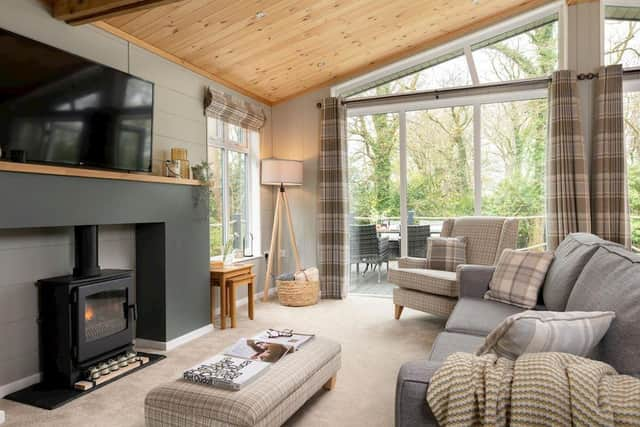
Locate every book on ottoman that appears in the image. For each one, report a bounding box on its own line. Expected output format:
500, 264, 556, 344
183, 355, 269, 391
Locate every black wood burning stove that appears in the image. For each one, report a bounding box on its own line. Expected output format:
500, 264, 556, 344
36, 226, 137, 387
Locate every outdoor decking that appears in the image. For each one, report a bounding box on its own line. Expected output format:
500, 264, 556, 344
349, 261, 397, 297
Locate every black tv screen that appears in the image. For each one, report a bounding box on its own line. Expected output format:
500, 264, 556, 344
0, 29, 153, 172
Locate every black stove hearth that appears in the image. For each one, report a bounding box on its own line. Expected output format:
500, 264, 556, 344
36, 225, 137, 387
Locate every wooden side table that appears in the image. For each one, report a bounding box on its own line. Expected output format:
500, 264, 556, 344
209, 263, 254, 329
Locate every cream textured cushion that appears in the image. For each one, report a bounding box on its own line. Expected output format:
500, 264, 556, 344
477, 310, 615, 360
484, 249, 554, 308
426, 237, 467, 272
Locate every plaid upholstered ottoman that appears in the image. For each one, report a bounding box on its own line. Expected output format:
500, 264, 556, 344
145, 337, 341, 427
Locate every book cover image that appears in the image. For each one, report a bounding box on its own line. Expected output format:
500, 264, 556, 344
183, 355, 269, 391
225, 339, 292, 363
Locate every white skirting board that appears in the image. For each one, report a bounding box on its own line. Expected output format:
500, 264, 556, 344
135, 287, 276, 352
0, 409, 5, 424
0, 373, 42, 399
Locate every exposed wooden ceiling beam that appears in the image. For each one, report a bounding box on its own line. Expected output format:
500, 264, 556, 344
52, 0, 183, 25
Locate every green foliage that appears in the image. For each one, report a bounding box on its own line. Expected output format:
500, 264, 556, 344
347, 21, 556, 249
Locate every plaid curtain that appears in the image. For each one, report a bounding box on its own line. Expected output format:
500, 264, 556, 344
319, 97, 349, 299
591, 64, 631, 248
546, 70, 591, 250
204, 87, 266, 130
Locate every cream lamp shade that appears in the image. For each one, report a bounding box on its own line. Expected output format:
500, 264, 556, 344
261, 159, 303, 186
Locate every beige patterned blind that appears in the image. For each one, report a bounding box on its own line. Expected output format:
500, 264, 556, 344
204, 88, 266, 131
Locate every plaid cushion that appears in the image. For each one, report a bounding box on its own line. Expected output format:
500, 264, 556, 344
426, 237, 467, 272
484, 249, 554, 308
477, 310, 615, 360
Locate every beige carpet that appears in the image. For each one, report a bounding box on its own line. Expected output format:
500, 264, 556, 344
0, 296, 444, 427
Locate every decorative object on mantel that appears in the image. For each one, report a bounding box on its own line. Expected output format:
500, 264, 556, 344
191, 161, 211, 183
165, 159, 182, 178
204, 87, 266, 131
171, 147, 191, 179
261, 158, 309, 303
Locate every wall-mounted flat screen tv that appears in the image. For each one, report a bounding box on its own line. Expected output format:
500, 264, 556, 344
0, 28, 153, 172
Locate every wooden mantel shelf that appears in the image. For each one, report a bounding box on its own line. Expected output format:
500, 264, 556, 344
0, 161, 202, 186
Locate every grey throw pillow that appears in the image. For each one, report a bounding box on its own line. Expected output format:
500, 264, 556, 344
477, 310, 615, 360
426, 237, 466, 272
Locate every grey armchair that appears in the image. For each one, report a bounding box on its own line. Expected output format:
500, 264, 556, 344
389, 216, 518, 318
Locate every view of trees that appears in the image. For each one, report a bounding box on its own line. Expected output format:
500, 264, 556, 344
607, 17, 640, 248
348, 21, 556, 248
208, 119, 250, 256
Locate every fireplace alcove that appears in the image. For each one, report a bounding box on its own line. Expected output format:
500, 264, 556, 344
0, 167, 210, 344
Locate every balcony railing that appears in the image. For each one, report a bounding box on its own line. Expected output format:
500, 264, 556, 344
351, 214, 547, 251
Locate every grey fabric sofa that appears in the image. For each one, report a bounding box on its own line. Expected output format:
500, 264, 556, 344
396, 233, 640, 427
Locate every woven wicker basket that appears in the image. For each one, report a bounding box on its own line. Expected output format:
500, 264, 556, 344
276, 279, 320, 307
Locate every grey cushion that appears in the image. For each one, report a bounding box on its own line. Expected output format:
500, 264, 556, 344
395, 360, 441, 427
457, 264, 495, 299
566, 246, 640, 376
542, 233, 605, 310
445, 298, 524, 336
428, 331, 486, 361
477, 310, 615, 360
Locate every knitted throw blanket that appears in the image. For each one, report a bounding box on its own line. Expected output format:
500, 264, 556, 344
427, 352, 640, 427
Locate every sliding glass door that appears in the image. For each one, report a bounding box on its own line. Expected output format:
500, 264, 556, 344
348, 94, 548, 261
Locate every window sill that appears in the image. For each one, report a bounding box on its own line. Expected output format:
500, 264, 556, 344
210, 255, 264, 264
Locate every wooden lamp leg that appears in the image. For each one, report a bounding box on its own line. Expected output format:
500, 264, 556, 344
281, 190, 302, 272
263, 191, 282, 301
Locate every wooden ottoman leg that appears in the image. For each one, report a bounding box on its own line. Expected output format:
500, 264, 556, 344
394, 304, 404, 320
323, 375, 337, 391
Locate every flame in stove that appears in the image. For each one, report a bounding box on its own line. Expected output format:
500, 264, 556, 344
85, 305, 95, 321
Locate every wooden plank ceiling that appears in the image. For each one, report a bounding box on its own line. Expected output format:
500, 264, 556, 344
95, 0, 553, 104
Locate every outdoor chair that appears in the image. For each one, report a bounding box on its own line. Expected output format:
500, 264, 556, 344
407, 224, 431, 258
389, 216, 518, 318
350, 224, 390, 283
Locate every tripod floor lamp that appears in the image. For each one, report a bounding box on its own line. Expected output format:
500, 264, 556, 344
262, 159, 304, 301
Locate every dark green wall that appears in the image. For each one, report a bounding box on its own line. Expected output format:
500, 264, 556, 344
0, 171, 209, 342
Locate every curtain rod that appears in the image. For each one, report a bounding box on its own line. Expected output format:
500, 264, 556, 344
315, 68, 640, 109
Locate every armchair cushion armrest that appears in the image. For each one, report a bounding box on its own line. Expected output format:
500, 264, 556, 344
456, 264, 496, 299
398, 257, 428, 269
396, 360, 442, 427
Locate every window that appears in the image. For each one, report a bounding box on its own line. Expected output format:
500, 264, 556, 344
348, 113, 400, 225
207, 117, 258, 258
623, 91, 640, 249
406, 106, 474, 220
472, 17, 558, 83
350, 53, 472, 98
343, 13, 559, 99
481, 99, 547, 249
342, 8, 558, 254
605, 6, 640, 67
347, 96, 547, 250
